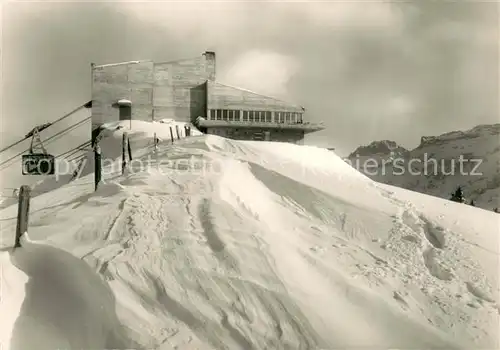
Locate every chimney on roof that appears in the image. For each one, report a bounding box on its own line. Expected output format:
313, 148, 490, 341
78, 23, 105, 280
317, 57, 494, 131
203, 51, 216, 81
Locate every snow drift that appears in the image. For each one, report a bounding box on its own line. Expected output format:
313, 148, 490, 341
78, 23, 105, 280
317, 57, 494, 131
0, 236, 134, 350
0, 121, 498, 349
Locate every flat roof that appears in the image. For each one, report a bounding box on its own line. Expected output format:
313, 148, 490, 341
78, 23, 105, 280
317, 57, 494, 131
92, 60, 151, 69
210, 81, 305, 111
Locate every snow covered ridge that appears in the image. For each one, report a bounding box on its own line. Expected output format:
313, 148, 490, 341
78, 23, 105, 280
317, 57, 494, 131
0, 120, 499, 349
347, 123, 500, 211
417, 124, 500, 148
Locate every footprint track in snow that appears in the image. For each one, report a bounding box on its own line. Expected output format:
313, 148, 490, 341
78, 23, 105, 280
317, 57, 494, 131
399, 209, 446, 250
422, 247, 454, 281
420, 218, 446, 249
382, 189, 447, 251
465, 281, 496, 304
394, 208, 454, 282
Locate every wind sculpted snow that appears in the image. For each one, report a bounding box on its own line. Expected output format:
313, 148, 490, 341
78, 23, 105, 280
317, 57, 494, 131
1, 238, 135, 350
0, 123, 498, 349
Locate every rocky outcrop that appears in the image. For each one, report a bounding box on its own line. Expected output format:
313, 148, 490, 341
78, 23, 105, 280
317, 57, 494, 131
348, 140, 409, 158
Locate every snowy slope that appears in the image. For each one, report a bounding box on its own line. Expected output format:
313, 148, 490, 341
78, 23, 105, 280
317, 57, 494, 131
0, 122, 498, 350
347, 124, 500, 211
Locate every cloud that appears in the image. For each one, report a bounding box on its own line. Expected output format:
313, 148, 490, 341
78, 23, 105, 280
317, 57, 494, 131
219, 50, 300, 99
117, 1, 253, 44
287, 1, 403, 30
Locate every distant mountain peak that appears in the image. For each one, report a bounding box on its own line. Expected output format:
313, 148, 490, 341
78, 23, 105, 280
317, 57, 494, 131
348, 140, 409, 158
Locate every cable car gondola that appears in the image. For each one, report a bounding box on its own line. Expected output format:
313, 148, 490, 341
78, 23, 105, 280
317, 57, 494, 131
21, 126, 55, 175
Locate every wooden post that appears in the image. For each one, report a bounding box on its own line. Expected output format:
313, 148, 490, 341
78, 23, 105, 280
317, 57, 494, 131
95, 144, 102, 191
14, 185, 31, 248
127, 137, 132, 162
122, 132, 127, 175
169, 127, 174, 143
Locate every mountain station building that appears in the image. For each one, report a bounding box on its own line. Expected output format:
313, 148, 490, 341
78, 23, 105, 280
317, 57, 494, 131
90, 51, 324, 145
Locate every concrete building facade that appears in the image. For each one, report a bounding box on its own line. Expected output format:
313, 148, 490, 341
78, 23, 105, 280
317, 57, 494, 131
91, 51, 323, 144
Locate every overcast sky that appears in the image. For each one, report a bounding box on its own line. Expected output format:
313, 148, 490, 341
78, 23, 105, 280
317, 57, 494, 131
1, 0, 498, 155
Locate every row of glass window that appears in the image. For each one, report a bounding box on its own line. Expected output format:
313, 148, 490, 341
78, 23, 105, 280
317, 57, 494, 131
244, 111, 272, 123
208, 109, 303, 123
275, 111, 303, 123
